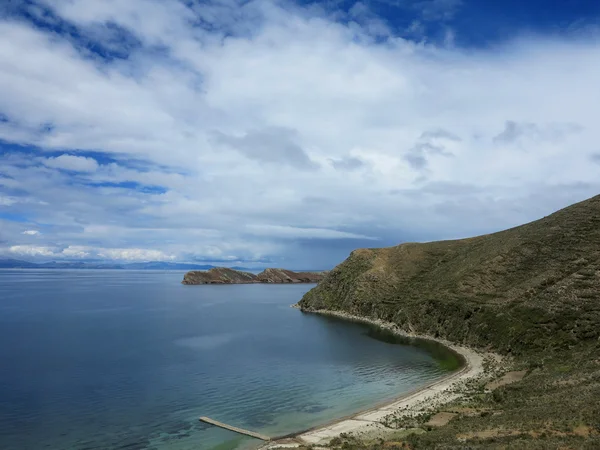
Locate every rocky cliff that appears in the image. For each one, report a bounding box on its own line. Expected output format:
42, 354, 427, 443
182, 267, 325, 285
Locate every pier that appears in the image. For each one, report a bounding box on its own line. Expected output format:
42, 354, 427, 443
199, 417, 271, 441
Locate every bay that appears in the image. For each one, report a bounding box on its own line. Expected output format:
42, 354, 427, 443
0, 270, 455, 450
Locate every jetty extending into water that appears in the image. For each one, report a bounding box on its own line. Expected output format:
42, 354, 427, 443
199, 417, 271, 441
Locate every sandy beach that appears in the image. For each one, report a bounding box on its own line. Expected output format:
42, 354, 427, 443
263, 309, 500, 449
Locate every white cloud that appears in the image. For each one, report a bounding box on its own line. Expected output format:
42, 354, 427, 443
96, 248, 176, 261
6, 244, 174, 262
0, 1, 599, 267
0, 196, 18, 206
44, 154, 99, 172
60, 245, 91, 258
22, 230, 40, 235
10, 245, 56, 257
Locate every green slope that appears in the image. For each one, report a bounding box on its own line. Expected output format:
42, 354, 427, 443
299, 194, 600, 356
298, 195, 600, 448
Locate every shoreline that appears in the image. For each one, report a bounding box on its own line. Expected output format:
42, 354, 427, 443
182, 281, 320, 285
263, 308, 499, 448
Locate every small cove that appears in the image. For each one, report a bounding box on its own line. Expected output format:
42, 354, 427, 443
0, 270, 460, 450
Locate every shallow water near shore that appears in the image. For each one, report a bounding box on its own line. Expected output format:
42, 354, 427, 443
0, 270, 457, 450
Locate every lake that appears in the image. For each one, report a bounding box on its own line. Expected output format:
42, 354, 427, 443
0, 270, 456, 450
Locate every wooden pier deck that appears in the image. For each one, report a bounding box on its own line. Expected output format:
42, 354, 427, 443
199, 417, 271, 441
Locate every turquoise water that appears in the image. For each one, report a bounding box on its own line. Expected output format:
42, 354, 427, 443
0, 270, 454, 450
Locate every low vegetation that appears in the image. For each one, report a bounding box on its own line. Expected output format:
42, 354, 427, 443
298, 194, 600, 448
182, 267, 324, 284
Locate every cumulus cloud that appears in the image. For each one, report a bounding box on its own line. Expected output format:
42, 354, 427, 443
348, 2, 391, 37
21, 230, 40, 235
61, 245, 91, 258
0, 0, 599, 267
0, 196, 18, 206
10, 245, 56, 257
43, 154, 99, 172
6, 244, 173, 261
97, 248, 175, 261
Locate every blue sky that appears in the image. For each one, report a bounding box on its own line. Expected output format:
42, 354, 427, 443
0, 0, 599, 268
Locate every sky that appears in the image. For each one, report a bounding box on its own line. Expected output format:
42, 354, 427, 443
0, 0, 600, 269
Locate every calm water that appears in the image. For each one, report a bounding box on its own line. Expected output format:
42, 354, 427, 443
0, 270, 455, 450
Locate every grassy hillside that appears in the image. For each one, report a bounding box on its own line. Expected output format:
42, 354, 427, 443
297, 194, 600, 448
299, 194, 600, 355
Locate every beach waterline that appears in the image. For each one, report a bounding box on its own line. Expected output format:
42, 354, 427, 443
272, 309, 489, 448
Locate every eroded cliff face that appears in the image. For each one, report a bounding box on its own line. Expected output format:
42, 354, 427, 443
299, 194, 600, 355
182, 267, 325, 285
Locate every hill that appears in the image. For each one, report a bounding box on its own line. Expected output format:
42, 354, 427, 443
182, 267, 258, 284
0, 258, 39, 269
298, 194, 600, 449
256, 268, 324, 283
299, 194, 600, 355
182, 267, 325, 284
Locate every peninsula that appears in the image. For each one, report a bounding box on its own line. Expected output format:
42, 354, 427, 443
278, 194, 600, 449
182, 267, 325, 285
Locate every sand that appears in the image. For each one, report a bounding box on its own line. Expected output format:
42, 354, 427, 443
262, 309, 501, 449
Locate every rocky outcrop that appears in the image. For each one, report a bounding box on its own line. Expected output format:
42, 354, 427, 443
182, 267, 257, 284
255, 268, 325, 283
182, 267, 325, 285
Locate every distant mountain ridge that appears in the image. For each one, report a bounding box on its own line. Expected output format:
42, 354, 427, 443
0, 259, 248, 271
0, 259, 39, 269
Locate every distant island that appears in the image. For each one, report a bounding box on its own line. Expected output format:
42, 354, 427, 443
182, 267, 326, 284
0, 258, 252, 271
